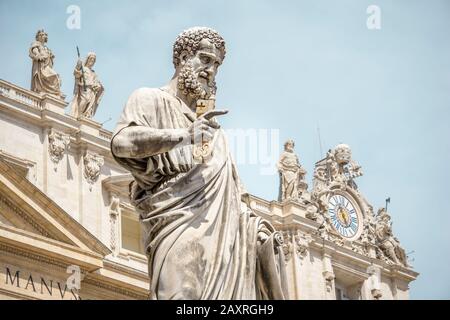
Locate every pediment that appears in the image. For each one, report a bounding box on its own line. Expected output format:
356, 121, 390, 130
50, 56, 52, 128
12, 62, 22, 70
0, 194, 53, 237
0, 159, 111, 271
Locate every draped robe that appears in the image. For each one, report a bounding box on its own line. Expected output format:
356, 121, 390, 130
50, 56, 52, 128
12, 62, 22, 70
277, 151, 301, 201
28, 41, 62, 97
112, 88, 287, 300
70, 65, 104, 118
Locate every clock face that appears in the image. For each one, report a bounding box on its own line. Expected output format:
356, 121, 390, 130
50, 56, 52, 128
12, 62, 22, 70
328, 194, 360, 240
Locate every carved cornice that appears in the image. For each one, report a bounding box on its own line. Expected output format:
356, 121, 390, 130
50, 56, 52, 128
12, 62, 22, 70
103, 260, 149, 280
0, 243, 149, 300
332, 261, 370, 281
82, 276, 149, 300
102, 174, 133, 200
0, 243, 74, 272
0, 150, 36, 177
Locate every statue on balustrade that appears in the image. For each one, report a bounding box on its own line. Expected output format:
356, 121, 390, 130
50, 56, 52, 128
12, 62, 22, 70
29, 30, 63, 98
375, 208, 409, 267
277, 139, 307, 202
70, 52, 104, 118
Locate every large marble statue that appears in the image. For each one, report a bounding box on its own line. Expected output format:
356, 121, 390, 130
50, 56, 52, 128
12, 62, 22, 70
375, 208, 408, 267
277, 139, 307, 201
29, 30, 63, 98
111, 27, 286, 300
70, 52, 104, 118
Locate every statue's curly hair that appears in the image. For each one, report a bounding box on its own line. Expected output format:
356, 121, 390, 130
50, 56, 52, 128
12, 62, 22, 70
172, 27, 226, 68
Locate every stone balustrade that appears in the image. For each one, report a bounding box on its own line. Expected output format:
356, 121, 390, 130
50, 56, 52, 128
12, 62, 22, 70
0, 80, 43, 110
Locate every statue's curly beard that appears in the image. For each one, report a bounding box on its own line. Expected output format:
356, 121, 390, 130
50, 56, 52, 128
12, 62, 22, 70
177, 61, 217, 100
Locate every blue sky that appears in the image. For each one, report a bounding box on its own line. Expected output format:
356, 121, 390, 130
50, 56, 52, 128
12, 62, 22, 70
0, 0, 449, 299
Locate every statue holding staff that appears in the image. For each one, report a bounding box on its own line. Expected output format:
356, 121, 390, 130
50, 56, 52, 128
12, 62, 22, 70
70, 51, 104, 118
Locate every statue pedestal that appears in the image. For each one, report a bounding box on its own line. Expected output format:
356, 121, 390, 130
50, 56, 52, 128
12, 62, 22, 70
281, 199, 307, 219
78, 116, 102, 134
41, 93, 68, 115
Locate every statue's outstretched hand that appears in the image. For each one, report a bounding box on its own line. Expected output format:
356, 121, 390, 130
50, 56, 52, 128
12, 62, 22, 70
187, 110, 228, 143
200, 109, 228, 121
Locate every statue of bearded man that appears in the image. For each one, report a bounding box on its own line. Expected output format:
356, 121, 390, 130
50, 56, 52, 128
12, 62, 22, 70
111, 27, 287, 300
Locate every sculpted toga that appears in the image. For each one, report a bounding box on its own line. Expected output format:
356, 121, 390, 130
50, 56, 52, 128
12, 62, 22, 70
111, 27, 286, 300
70, 52, 104, 118
29, 30, 63, 98
277, 139, 307, 201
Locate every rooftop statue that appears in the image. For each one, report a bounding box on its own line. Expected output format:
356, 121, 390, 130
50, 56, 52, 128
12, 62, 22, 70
313, 144, 363, 191
70, 52, 104, 119
375, 208, 409, 267
277, 139, 307, 202
111, 27, 286, 300
29, 30, 63, 98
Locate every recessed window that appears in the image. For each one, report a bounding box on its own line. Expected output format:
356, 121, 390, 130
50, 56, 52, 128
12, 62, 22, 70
121, 214, 144, 254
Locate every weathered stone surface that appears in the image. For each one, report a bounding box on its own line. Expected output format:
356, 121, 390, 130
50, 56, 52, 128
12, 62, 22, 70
70, 52, 104, 119
277, 139, 308, 202
111, 27, 287, 300
29, 30, 64, 99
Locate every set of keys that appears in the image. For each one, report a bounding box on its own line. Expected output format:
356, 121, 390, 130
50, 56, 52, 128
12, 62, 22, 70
193, 97, 227, 163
